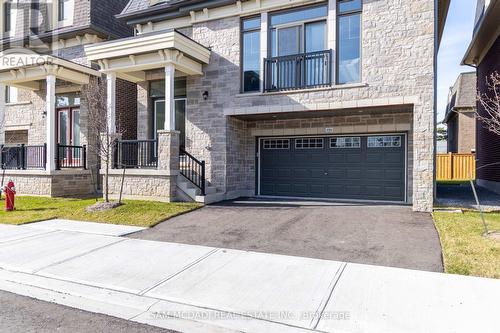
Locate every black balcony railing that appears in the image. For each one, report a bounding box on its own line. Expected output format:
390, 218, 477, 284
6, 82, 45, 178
264, 49, 333, 92
56, 144, 87, 169
114, 139, 158, 169
0, 144, 46, 170
180, 149, 206, 195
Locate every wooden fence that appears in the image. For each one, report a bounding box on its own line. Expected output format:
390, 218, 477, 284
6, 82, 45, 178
436, 153, 476, 180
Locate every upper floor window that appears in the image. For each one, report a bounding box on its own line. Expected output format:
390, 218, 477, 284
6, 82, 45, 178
337, 0, 362, 84
3, 0, 15, 34
58, 0, 73, 22
269, 5, 327, 58
5, 86, 18, 104
241, 16, 261, 93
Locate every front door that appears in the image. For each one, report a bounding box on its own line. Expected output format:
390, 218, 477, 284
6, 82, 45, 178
57, 107, 81, 161
153, 98, 186, 150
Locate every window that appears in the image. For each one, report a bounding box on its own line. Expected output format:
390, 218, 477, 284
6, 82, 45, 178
3, 0, 14, 34
330, 137, 361, 148
5, 86, 17, 104
337, 0, 362, 84
269, 5, 327, 57
58, 0, 73, 22
367, 136, 402, 148
295, 138, 324, 149
56, 92, 80, 108
241, 16, 261, 92
263, 139, 290, 150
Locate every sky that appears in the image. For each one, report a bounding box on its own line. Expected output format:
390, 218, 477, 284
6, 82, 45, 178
437, 0, 477, 122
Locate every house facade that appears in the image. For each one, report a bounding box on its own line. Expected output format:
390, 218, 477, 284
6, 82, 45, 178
462, 0, 500, 193
83, 0, 449, 212
443, 72, 477, 154
0, 0, 133, 196
1, 0, 450, 212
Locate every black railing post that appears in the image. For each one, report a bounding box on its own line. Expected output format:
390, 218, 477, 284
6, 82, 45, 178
200, 160, 206, 196
43, 143, 47, 170
83, 145, 87, 170
55, 143, 61, 170
20, 144, 26, 170
113, 140, 119, 169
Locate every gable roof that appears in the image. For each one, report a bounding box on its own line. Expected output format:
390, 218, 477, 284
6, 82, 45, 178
443, 72, 477, 123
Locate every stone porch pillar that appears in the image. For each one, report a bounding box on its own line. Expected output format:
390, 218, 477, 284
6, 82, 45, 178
106, 73, 117, 134
164, 64, 175, 131
157, 130, 179, 173
157, 130, 179, 200
46, 74, 56, 171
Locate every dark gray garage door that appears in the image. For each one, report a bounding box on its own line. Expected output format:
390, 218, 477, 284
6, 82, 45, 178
259, 135, 406, 202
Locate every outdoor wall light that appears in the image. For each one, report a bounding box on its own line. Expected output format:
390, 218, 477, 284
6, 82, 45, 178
202, 91, 209, 100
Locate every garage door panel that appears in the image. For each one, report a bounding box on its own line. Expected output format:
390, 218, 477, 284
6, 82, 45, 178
260, 135, 406, 201
310, 184, 327, 194
292, 184, 308, 194
346, 153, 363, 163
346, 169, 363, 180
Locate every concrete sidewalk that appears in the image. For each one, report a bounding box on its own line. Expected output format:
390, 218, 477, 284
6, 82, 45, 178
0, 221, 498, 333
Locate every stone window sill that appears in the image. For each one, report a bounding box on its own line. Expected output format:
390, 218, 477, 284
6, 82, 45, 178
235, 83, 368, 98
5, 101, 32, 106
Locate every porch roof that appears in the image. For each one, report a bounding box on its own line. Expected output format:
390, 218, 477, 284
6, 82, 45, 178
0, 54, 101, 91
84, 29, 211, 83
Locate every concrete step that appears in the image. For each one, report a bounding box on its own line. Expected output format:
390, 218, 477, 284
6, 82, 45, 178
176, 175, 221, 203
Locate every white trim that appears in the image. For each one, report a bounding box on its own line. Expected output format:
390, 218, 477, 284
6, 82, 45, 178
257, 132, 409, 203
140, 0, 328, 33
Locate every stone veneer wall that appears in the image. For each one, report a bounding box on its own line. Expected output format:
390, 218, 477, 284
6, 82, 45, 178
103, 171, 176, 202
177, 0, 435, 211
457, 111, 476, 153
228, 111, 414, 202
1, 171, 95, 197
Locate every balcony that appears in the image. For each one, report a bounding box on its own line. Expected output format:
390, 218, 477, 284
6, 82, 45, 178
263, 49, 333, 92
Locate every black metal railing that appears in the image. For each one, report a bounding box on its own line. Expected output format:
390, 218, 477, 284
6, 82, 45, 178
0, 144, 47, 170
264, 49, 333, 92
56, 144, 87, 169
114, 139, 158, 169
180, 149, 206, 196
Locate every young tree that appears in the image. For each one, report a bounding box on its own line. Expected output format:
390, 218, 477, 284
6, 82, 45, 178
436, 124, 448, 141
476, 71, 500, 135
80, 76, 120, 203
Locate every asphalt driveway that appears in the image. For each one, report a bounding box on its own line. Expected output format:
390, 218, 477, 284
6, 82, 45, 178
130, 199, 443, 272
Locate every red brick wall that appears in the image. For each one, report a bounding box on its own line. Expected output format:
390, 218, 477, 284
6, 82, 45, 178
476, 37, 500, 181
116, 79, 137, 140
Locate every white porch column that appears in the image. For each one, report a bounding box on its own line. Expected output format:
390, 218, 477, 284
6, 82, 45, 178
0, 84, 5, 144
46, 74, 56, 171
260, 12, 268, 93
106, 72, 117, 134
164, 63, 175, 131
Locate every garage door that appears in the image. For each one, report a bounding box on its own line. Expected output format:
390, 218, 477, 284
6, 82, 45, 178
259, 135, 406, 202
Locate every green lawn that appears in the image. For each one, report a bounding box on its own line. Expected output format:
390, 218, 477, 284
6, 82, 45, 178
0, 196, 201, 227
433, 211, 500, 279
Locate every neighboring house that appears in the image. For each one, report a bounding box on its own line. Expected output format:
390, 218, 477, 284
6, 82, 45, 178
81, 0, 449, 212
0, 0, 133, 196
462, 0, 500, 193
443, 72, 477, 154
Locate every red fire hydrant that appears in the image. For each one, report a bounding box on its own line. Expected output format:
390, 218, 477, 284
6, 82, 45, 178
4, 180, 16, 212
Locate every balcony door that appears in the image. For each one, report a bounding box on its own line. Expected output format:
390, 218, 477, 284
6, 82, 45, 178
269, 4, 328, 90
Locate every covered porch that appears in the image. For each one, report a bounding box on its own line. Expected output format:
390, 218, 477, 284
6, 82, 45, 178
84, 29, 211, 202
0, 53, 101, 197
